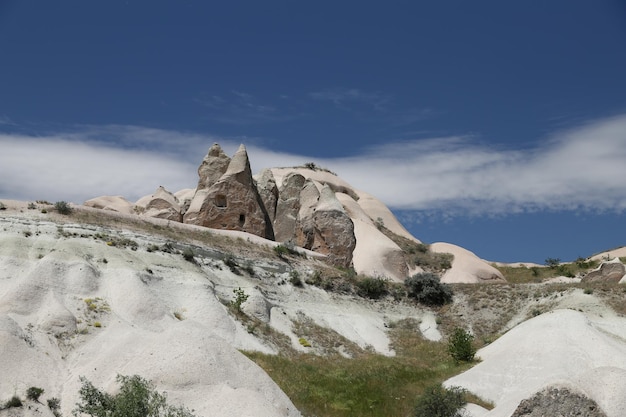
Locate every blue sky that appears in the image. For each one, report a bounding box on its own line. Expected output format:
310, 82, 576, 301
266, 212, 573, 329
1, 1, 625, 264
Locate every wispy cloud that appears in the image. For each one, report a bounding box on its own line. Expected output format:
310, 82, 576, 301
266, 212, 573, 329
195, 91, 294, 125
0, 115, 15, 126
1, 115, 625, 216
310, 88, 390, 111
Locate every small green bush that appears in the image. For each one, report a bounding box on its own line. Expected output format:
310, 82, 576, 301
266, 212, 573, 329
181, 248, 195, 262
5, 395, 22, 408
54, 201, 73, 215
26, 386, 44, 402
545, 257, 561, 268
290, 270, 303, 287
413, 384, 467, 417
405, 273, 453, 306
448, 327, 476, 362
47, 397, 62, 417
356, 276, 388, 299
0, 202, 7, 210
74, 375, 196, 417
230, 287, 249, 312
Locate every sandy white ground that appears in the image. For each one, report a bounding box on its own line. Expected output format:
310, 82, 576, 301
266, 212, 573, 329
0, 204, 434, 416
446, 304, 626, 417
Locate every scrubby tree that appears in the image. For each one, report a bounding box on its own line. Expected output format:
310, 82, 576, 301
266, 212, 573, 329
413, 384, 467, 417
448, 327, 476, 362
54, 201, 73, 215
73, 375, 196, 417
26, 386, 44, 402
405, 273, 453, 306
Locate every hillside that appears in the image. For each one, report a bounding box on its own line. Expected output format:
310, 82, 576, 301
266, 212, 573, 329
0, 144, 625, 417
0, 200, 625, 417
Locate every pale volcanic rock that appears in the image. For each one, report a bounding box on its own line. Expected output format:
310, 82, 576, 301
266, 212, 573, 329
184, 145, 272, 239
307, 185, 356, 268
84, 195, 135, 214
338, 193, 408, 281
274, 173, 306, 242
139, 186, 183, 222
431, 242, 505, 284
255, 169, 279, 223
196, 143, 231, 190
583, 259, 626, 283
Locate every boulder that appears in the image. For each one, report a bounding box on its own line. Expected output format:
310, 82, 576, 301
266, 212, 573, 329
138, 186, 182, 222
183, 145, 273, 239
583, 259, 626, 283
511, 387, 606, 417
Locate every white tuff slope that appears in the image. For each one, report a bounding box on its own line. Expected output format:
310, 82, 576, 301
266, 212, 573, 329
0, 204, 436, 416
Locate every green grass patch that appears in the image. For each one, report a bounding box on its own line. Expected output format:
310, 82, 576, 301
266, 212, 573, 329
244, 322, 477, 417
495, 259, 599, 284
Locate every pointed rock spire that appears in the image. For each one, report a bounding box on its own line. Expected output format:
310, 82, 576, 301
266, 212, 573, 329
184, 144, 273, 239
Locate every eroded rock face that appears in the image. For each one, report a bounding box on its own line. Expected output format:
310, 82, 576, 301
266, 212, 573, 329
256, 169, 279, 224
274, 173, 306, 242
184, 145, 273, 239
141, 186, 182, 222
511, 387, 607, 417
297, 185, 356, 268
583, 260, 626, 283
196, 143, 231, 190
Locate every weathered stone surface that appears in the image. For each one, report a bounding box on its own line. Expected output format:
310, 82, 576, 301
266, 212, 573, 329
255, 169, 279, 223
294, 179, 321, 250
183, 145, 273, 239
583, 260, 626, 283
511, 387, 607, 417
141, 186, 182, 222
274, 173, 306, 242
196, 143, 231, 190
297, 184, 356, 268
84, 196, 134, 214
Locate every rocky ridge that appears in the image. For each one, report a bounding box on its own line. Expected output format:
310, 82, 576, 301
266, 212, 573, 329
86, 143, 502, 282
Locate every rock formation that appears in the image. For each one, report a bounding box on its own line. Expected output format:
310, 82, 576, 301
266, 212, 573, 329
583, 259, 626, 283
297, 184, 356, 267
196, 143, 231, 190
183, 144, 273, 239
83, 143, 500, 280
255, 169, 279, 224
137, 186, 182, 222
273, 173, 306, 243
511, 387, 607, 417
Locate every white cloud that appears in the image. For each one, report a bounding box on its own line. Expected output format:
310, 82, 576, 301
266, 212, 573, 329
1, 115, 625, 215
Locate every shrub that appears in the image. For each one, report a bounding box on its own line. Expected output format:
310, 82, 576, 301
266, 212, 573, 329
54, 201, 73, 215
356, 276, 388, 299
545, 257, 561, 268
230, 287, 249, 312
290, 270, 303, 287
405, 273, 453, 306
223, 254, 241, 274
448, 327, 476, 362
47, 397, 61, 416
5, 395, 22, 408
26, 386, 44, 402
181, 248, 195, 263
0, 202, 6, 210
413, 384, 467, 417
74, 374, 196, 417
28, 202, 37, 210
